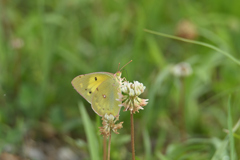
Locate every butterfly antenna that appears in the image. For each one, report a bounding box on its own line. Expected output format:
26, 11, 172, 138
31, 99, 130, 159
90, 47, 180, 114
120, 60, 132, 71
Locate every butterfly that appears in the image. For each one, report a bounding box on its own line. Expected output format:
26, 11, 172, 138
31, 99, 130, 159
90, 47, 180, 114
71, 61, 131, 117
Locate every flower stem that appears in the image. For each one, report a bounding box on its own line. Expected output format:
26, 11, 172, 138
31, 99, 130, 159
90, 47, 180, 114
103, 136, 107, 160
131, 112, 135, 160
107, 132, 112, 160
179, 77, 186, 140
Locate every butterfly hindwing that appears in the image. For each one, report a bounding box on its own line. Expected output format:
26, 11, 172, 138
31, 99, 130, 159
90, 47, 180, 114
71, 72, 113, 103
91, 77, 121, 117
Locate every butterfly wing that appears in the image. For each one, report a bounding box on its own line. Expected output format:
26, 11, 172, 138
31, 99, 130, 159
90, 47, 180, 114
71, 72, 113, 103
91, 76, 121, 117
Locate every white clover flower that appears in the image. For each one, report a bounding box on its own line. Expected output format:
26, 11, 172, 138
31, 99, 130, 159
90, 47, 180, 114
119, 81, 148, 114
99, 114, 123, 137
104, 114, 114, 121
171, 62, 192, 77
129, 88, 135, 96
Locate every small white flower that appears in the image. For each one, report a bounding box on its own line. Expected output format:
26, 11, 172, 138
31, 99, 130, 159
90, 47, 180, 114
122, 86, 127, 93
120, 80, 148, 113
99, 114, 123, 137
171, 62, 192, 77
129, 88, 135, 96
134, 81, 145, 96
104, 114, 114, 121
135, 89, 141, 96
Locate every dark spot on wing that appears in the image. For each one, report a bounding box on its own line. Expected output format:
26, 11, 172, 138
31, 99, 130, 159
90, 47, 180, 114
85, 89, 87, 91
79, 74, 85, 78
96, 88, 99, 91
89, 91, 92, 94
95, 77, 97, 81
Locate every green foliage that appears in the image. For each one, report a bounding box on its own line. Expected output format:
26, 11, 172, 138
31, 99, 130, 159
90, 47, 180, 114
0, 0, 240, 159
228, 96, 236, 160
79, 102, 100, 160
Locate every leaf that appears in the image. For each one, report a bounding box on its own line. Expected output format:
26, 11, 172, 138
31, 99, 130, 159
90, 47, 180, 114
79, 102, 100, 160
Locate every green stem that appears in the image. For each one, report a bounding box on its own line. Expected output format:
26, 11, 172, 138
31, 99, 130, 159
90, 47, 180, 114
179, 77, 186, 141
144, 29, 240, 66
131, 112, 135, 160
107, 132, 112, 160
103, 136, 107, 160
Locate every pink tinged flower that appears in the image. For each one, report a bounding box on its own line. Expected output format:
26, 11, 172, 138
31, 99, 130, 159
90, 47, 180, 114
99, 114, 123, 137
116, 92, 123, 102
139, 98, 149, 106
120, 80, 148, 114
122, 99, 129, 111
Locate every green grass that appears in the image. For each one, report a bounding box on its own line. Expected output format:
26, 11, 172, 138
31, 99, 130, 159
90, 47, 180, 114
79, 102, 100, 160
1, 0, 240, 159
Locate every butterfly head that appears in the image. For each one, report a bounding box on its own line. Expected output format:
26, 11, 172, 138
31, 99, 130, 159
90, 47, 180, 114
115, 60, 132, 82
115, 71, 122, 79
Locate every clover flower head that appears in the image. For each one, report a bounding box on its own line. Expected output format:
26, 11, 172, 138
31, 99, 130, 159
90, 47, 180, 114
171, 62, 192, 77
99, 114, 123, 137
120, 81, 148, 114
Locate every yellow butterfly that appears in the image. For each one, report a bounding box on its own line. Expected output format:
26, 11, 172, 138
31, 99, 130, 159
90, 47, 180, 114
71, 61, 131, 117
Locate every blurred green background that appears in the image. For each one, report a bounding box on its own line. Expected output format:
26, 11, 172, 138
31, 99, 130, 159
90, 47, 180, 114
0, 0, 240, 159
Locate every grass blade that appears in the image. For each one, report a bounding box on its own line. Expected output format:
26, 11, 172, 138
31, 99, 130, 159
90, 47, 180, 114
79, 102, 100, 160
143, 129, 151, 160
144, 29, 240, 66
155, 151, 170, 160
228, 96, 236, 160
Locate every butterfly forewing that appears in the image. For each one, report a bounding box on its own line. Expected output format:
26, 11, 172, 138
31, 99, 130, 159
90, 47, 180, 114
71, 73, 113, 103
91, 77, 121, 117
